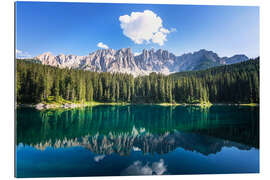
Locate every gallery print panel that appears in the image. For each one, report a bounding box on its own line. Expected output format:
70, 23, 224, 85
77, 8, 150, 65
15, 1, 259, 177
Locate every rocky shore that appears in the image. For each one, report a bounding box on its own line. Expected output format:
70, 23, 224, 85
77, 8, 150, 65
17, 101, 130, 110
17, 102, 259, 110
34, 103, 89, 110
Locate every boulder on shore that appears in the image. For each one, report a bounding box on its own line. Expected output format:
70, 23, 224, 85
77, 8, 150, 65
35, 103, 45, 110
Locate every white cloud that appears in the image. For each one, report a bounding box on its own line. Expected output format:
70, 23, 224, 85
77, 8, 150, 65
152, 159, 167, 175
16, 49, 32, 59
121, 161, 152, 175
134, 52, 141, 56
132, 146, 141, 151
97, 42, 109, 49
16, 49, 22, 54
94, 155, 105, 162
152, 31, 167, 46
121, 159, 167, 175
160, 27, 170, 34
119, 10, 175, 46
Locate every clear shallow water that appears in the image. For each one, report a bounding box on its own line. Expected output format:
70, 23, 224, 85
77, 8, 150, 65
16, 105, 259, 177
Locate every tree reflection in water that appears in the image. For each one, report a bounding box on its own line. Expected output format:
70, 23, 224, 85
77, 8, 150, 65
16, 105, 259, 156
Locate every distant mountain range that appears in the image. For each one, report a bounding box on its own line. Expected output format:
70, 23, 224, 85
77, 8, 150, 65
34, 48, 249, 76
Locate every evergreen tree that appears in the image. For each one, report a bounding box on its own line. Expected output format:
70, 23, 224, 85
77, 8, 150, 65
16, 58, 259, 105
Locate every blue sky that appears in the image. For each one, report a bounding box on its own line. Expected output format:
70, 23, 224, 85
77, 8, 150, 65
16, 2, 259, 58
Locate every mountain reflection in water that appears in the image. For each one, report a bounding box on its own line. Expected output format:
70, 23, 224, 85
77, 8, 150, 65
17, 105, 259, 156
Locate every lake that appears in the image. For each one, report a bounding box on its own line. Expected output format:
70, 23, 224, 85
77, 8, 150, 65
15, 105, 259, 177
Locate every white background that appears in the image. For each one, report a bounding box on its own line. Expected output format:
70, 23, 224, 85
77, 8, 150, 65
0, 0, 269, 179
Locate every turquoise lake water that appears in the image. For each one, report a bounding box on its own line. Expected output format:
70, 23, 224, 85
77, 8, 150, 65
16, 105, 259, 177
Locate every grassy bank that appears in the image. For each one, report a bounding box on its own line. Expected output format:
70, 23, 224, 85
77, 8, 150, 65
17, 96, 259, 110
239, 103, 259, 107
155, 100, 212, 107
25, 96, 130, 110
45, 96, 128, 105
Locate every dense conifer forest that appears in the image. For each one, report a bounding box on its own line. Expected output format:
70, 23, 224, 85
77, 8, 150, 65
16, 58, 259, 104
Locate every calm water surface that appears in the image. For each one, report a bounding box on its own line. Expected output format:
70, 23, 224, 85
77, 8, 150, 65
16, 105, 259, 177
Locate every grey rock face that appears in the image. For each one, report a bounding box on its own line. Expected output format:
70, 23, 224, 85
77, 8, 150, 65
134, 49, 176, 75
223, 54, 249, 65
34, 48, 249, 76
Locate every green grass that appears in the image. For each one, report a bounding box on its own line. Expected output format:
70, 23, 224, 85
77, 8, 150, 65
198, 101, 213, 108
37, 96, 262, 110
156, 103, 182, 106
156, 101, 212, 108
42, 96, 130, 107
239, 103, 259, 107
44, 96, 212, 107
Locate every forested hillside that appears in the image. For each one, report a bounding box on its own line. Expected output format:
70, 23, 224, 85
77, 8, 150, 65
171, 58, 259, 103
16, 58, 259, 104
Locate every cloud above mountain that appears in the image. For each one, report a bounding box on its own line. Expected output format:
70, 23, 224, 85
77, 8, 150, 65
119, 10, 174, 46
97, 42, 109, 49
133, 52, 141, 56
16, 49, 32, 58
16, 49, 22, 54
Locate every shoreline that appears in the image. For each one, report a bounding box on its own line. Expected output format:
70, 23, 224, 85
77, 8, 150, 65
16, 102, 259, 110
18, 102, 130, 110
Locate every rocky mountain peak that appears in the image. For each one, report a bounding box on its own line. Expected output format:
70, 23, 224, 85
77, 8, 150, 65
230, 54, 248, 59
34, 48, 249, 77
37, 52, 53, 58
94, 48, 115, 56
117, 48, 132, 56
224, 54, 249, 64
